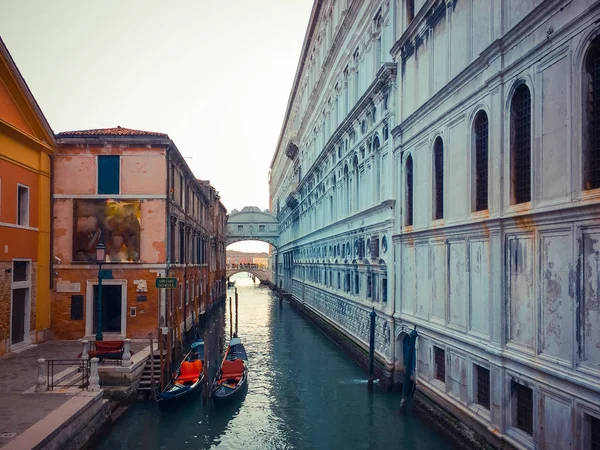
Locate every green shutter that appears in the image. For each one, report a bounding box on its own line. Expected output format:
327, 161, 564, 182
98, 156, 120, 194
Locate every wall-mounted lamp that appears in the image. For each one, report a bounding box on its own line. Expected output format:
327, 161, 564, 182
5, 268, 12, 274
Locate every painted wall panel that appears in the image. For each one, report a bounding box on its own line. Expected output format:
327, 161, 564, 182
449, 241, 467, 328
416, 243, 430, 319
417, 42, 430, 111
541, 395, 572, 449
450, 0, 468, 78
472, 1, 491, 59
402, 243, 416, 314
54, 155, 96, 195
431, 243, 446, 322
433, 18, 448, 94
540, 232, 573, 361
447, 120, 468, 221
121, 155, 167, 195
449, 352, 467, 402
508, 235, 534, 349
469, 240, 490, 337
582, 229, 600, 368
540, 55, 569, 201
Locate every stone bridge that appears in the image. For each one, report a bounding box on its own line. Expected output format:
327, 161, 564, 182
226, 264, 270, 283
226, 206, 279, 248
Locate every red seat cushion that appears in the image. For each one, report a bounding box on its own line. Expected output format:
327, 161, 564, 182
219, 359, 244, 380
176, 360, 203, 383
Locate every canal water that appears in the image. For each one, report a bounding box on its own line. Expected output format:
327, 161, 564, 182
97, 273, 452, 450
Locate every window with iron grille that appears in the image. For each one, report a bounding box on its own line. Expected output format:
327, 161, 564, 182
406, 155, 414, 226
475, 365, 490, 409
434, 346, 445, 382
585, 38, 600, 190
434, 138, 444, 219
512, 381, 533, 435
511, 84, 531, 204
474, 111, 489, 211
591, 414, 600, 450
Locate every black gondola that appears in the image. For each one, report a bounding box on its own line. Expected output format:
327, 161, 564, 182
211, 337, 248, 406
157, 339, 204, 410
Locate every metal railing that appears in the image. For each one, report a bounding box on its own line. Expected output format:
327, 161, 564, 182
47, 359, 90, 391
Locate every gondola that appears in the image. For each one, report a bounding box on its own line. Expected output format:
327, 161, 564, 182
157, 339, 205, 411
211, 336, 248, 406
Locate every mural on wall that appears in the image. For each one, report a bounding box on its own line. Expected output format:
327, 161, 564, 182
73, 200, 141, 262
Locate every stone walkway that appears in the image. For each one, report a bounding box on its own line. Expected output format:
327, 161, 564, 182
0, 340, 147, 447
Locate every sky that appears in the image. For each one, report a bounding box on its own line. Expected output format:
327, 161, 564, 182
0, 0, 314, 252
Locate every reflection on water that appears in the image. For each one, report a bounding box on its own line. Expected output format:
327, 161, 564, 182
97, 272, 452, 450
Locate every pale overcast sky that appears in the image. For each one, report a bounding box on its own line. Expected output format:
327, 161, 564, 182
0, 0, 313, 252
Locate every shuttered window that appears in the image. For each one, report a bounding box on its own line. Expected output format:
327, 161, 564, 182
97, 156, 120, 194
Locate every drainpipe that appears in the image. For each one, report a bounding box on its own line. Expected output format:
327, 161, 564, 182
49, 154, 54, 291
164, 145, 172, 328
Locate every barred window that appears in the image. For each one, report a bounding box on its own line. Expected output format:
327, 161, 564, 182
474, 111, 489, 211
590, 414, 600, 450
512, 381, 533, 435
585, 37, 600, 190
475, 365, 490, 409
510, 84, 531, 204
433, 137, 444, 219
434, 346, 445, 382
406, 155, 414, 226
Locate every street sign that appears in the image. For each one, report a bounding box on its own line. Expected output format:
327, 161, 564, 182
155, 277, 177, 289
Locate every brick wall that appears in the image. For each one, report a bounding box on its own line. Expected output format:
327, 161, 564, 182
0, 262, 11, 354
51, 265, 208, 340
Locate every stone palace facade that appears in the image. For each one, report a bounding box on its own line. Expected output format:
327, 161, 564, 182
269, 0, 600, 448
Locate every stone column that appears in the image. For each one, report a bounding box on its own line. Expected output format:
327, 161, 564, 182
35, 358, 47, 392
81, 340, 89, 362
122, 339, 132, 368
89, 357, 100, 392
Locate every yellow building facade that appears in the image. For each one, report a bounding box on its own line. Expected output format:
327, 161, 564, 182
0, 38, 55, 354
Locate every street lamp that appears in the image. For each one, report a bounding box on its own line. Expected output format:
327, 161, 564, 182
95, 239, 106, 342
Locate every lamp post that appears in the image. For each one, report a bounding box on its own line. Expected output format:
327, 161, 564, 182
95, 240, 106, 342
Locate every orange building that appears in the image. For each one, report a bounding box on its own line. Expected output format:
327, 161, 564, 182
0, 38, 56, 354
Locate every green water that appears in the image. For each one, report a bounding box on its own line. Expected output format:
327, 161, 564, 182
97, 273, 452, 449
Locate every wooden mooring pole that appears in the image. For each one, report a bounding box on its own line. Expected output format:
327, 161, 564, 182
235, 289, 239, 337
229, 297, 233, 340
158, 327, 164, 391
149, 333, 156, 401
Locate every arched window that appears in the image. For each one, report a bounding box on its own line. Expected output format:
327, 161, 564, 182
373, 136, 381, 204
510, 84, 531, 204
344, 164, 350, 214
433, 137, 444, 220
474, 111, 489, 211
584, 37, 600, 190
353, 155, 360, 212
405, 154, 414, 226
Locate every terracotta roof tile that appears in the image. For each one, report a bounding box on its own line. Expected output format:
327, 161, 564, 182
56, 126, 168, 138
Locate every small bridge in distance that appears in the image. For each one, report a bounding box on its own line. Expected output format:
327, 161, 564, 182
226, 264, 270, 283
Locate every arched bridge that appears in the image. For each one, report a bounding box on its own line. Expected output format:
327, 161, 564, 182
226, 206, 279, 247
226, 265, 270, 283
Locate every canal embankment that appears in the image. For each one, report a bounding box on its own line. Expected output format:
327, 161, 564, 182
269, 283, 498, 450
95, 277, 454, 449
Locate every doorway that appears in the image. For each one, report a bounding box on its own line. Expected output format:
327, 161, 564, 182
86, 280, 127, 337
92, 285, 122, 334
10, 260, 31, 349
11, 288, 28, 345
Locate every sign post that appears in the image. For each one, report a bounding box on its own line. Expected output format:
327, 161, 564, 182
156, 277, 177, 289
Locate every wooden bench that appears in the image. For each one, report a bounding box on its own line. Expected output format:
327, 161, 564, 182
88, 340, 124, 362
